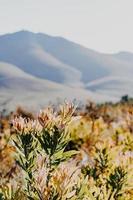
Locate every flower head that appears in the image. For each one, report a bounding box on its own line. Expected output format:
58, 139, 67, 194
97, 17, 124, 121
38, 102, 76, 131
38, 107, 56, 129
12, 117, 42, 134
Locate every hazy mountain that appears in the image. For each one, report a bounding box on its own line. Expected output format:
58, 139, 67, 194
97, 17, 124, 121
0, 31, 82, 87
0, 61, 110, 111
0, 30, 133, 110
113, 51, 133, 62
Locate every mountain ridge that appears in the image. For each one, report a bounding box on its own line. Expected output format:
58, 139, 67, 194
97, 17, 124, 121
0, 30, 133, 110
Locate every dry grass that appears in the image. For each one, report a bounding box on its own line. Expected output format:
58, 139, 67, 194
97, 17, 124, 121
0, 101, 133, 200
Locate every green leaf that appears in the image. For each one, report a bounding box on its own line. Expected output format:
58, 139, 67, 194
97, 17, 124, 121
0, 193, 4, 200
63, 150, 78, 159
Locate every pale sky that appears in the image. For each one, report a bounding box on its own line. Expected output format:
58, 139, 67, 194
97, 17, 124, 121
0, 0, 133, 53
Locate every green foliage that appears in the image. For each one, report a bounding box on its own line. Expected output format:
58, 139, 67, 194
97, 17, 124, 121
13, 133, 38, 199
82, 148, 109, 181
4, 102, 78, 199
108, 167, 127, 199
95, 148, 109, 173
0, 193, 4, 200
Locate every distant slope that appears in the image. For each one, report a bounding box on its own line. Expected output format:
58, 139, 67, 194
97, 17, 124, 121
113, 51, 133, 63
0, 62, 65, 90
0, 30, 133, 110
86, 76, 133, 98
0, 31, 133, 82
0, 31, 82, 87
0, 62, 112, 111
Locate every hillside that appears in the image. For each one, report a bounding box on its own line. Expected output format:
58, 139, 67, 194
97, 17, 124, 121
0, 30, 133, 110
0, 62, 108, 111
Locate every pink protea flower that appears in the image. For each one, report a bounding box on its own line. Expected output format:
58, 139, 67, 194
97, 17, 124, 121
38, 102, 76, 131
12, 116, 25, 132
59, 101, 76, 123
12, 117, 42, 134
38, 107, 56, 129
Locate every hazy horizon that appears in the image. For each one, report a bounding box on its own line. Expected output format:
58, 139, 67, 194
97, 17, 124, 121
0, 0, 133, 53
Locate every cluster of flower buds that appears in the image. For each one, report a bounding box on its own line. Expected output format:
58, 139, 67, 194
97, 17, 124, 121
59, 101, 76, 125
38, 102, 76, 131
38, 107, 56, 129
12, 117, 42, 134
12, 102, 76, 134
